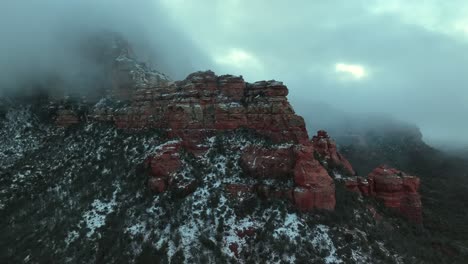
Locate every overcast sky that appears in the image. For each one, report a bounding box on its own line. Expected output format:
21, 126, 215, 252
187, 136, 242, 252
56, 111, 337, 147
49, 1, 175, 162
158, 0, 468, 145
1, 0, 467, 145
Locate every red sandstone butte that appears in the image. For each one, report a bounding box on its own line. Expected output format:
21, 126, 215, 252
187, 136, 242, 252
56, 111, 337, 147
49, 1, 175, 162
111, 71, 309, 148
345, 165, 422, 223
57, 66, 355, 211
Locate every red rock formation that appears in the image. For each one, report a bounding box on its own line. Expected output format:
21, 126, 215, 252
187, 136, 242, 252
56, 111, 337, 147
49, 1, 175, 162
345, 165, 422, 223
312, 130, 355, 176
110, 71, 309, 148
146, 142, 182, 193
55, 67, 356, 212
293, 143, 336, 210
64, 70, 306, 148
239, 142, 336, 211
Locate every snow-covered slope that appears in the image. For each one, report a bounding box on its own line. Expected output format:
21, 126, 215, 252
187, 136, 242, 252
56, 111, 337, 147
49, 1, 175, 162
1, 105, 444, 264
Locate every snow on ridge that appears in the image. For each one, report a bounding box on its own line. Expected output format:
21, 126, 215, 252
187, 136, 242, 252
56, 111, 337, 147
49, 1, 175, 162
312, 225, 342, 264
273, 213, 303, 241
79, 184, 121, 239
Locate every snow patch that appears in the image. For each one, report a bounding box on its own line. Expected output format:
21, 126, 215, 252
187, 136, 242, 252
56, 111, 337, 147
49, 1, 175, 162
81, 185, 120, 238
273, 213, 303, 241
311, 225, 342, 264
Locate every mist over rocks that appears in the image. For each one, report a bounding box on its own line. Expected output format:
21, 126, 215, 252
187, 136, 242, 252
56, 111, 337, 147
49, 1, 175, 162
0, 0, 210, 96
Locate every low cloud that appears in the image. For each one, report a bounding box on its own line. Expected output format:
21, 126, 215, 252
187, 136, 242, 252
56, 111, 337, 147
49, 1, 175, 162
0, 0, 211, 95
160, 0, 468, 145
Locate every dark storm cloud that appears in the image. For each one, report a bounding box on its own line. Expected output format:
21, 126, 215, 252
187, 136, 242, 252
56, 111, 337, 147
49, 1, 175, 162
0, 0, 210, 94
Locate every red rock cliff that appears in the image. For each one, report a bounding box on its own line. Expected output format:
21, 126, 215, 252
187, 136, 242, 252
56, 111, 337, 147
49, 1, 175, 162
50, 35, 423, 220
54, 69, 358, 211
109, 71, 309, 149
239, 142, 337, 210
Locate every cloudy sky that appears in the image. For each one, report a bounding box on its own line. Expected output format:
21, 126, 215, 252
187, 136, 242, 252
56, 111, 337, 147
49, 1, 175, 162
157, 0, 468, 145
1, 0, 467, 145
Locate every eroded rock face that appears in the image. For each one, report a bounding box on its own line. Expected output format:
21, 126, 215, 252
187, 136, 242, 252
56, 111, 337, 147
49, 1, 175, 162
312, 130, 355, 176
345, 165, 422, 223
239, 142, 336, 211
146, 142, 182, 193
101, 71, 309, 148
52, 64, 351, 212
293, 143, 336, 210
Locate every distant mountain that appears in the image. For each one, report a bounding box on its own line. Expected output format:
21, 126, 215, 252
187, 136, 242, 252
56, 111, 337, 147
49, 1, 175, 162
303, 104, 468, 258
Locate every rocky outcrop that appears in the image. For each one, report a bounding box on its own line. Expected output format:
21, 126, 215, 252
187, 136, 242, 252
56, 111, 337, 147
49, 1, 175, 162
90, 71, 309, 149
312, 130, 355, 176
239, 142, 336, 211
345, 165, 422, 223
293, 143, 336, 210
145, 142, 182, 193
50, 64, 426, 219
48, 46, 365, 213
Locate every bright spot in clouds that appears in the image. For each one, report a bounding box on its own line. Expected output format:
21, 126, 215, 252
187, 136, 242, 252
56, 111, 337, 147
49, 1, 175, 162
214, 48, 262, 69
335, 63, 367, 79
454, 19, 468, 35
